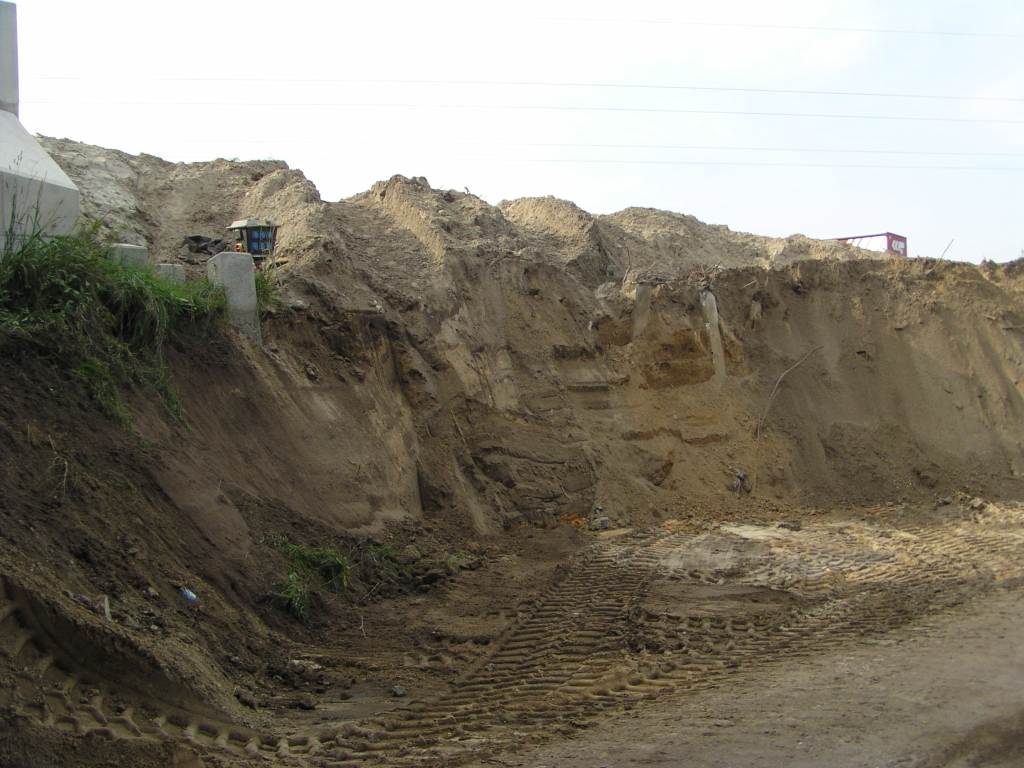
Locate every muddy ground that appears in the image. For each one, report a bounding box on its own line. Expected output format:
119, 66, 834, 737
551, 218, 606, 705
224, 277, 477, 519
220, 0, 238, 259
480, 584, 1024, 768
0, 140, 1023, 765
1, 497, 1023, 767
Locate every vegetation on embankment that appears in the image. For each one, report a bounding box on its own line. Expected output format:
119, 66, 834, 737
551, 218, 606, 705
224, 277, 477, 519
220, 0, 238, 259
0, 227, 225, 428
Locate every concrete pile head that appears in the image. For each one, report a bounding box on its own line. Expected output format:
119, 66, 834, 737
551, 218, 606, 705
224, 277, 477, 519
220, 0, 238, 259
109, 243, 148, 269
154, 263, 185, 284
0, 1, 80, 254
207, 252, 262, 346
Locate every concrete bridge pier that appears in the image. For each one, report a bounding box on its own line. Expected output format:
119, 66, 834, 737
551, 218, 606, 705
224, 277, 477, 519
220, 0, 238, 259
0, 1, 80, 254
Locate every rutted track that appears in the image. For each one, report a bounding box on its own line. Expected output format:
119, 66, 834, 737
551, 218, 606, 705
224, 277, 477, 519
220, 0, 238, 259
0, 581, 279, 760
7, 504, 1024, 766
269, 504, 1024, 767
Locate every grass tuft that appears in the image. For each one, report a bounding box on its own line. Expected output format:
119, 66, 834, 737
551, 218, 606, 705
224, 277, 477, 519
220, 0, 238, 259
254, 267, 281, 312
268, 540, 351, 622
285, 543, 351, 591
272, 569, 314, 623
0, 226, 225, 427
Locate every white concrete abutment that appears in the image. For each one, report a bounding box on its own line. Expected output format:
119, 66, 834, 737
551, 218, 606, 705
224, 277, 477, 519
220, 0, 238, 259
0, 1, 80, 254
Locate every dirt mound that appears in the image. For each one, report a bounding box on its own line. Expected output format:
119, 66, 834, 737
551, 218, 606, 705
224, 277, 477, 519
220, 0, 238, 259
604, 206, 874, 273
37, 137, 335, 277
3, 139, 1024, 765
496, 197, 881, 288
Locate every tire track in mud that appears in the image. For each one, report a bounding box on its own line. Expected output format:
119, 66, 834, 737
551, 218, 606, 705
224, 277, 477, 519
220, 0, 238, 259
263, 544, 640, 764
275, 512, 1024, 767
7, 508, 1024, 767
0, 581, 280, 760
270, 530, 679, 765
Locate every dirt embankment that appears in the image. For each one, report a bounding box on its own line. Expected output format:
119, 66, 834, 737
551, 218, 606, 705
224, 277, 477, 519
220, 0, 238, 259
38, 138, 1024, 528
0, 139, 1022, 765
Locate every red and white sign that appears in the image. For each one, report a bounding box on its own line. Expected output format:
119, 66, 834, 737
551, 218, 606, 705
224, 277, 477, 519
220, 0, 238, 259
886, 233, 908, 256
837, 232, 908, 256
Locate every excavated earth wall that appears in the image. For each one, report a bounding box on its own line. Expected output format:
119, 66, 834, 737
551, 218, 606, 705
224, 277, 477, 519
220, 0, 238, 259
0, 139, 1021, 766
36, 139, 1024, 534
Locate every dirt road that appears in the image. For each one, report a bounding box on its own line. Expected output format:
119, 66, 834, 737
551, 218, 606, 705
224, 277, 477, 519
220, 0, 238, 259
482, 586, 1024, 768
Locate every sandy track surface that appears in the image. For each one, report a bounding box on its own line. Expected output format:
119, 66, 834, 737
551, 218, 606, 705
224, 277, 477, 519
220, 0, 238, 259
12, 503, 1024, 766
484, 585, 1024, 768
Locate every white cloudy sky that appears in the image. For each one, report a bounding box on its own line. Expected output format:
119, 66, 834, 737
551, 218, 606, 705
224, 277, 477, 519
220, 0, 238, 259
12, 0, 1024, 261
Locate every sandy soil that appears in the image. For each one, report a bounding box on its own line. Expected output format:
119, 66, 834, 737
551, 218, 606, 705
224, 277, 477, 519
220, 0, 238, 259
484, 585, 1024, 768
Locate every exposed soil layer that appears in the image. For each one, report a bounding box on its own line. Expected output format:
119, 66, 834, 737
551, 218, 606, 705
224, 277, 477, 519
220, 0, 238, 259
0, 140, 1023, 765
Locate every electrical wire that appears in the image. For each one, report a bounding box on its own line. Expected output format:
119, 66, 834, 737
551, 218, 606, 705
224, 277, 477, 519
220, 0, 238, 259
115, 140, 1024, 158
151, 156, 1022, 171
24, 77, 1024, 103
437, 15, 1024, 38
22, 101, 1024, 124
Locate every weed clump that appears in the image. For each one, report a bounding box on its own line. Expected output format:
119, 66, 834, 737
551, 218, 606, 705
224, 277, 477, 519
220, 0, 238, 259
258, 523, 480, 622
0, 227, 225, 427
272, 569, 314, 623
268, 540, 351, 622
352, 541, 413, 586
284, 543, 351, 591
254, 267, 281, 313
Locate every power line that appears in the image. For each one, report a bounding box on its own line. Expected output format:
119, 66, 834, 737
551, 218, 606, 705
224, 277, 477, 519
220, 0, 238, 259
471, 159, 1023, 170
452, 15, 1024, 38
154, 155, 1023, 170
22, 101, 1024, 124
24, 76, 1024, 103
124, 140, 1024, 158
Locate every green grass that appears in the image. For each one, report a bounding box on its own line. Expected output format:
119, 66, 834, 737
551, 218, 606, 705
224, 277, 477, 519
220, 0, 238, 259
284, 543, 351, 591
272, 569, 314, 623
254, 267, 281, 312
268, 540, 351, 621
0, 226, 225, 427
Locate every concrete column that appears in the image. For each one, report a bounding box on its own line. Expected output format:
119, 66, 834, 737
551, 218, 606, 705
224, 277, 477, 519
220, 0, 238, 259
207, 252, 261, 346
0, 2, 80, 255
0, 2, 17, 117
154, 263, 185, 284
109, 243, 148, 269
1, 111, 80, 252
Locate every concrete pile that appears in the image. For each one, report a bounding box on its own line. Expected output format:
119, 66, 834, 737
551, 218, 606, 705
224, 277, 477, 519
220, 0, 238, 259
0, 1, 79, 253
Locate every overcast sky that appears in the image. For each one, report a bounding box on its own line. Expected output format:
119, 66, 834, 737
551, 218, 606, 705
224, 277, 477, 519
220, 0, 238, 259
12, 0, 1024, 261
